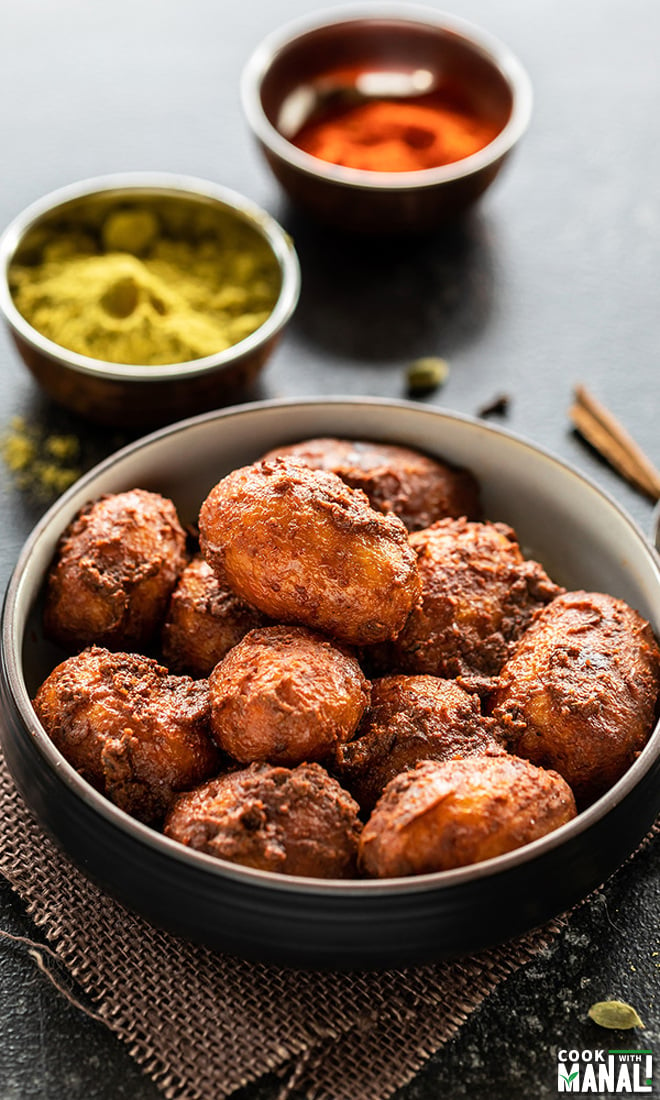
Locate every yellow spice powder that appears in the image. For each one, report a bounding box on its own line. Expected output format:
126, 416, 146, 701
9, 208, 281, 366
1, 416, 81, 500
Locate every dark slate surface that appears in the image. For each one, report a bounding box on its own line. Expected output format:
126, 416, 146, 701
1, 0, 659, 1096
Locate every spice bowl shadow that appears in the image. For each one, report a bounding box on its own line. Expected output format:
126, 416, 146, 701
285, 204, 494, 361
241, 5, 533, 233
0, 174, 301, 429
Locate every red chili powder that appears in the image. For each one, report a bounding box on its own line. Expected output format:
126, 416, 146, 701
292, 95, 500, 173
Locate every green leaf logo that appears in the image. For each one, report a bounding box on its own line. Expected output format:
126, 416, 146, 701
560, 1071, 578, 1084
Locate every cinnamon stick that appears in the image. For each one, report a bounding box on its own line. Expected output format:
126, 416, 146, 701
569, 385, 660, 502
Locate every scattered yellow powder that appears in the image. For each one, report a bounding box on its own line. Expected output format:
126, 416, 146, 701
1, 416, 81, 500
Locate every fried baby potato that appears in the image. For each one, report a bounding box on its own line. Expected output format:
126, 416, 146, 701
366, 517, 562, 678
492, 591, 660, 806
33, 646, 221, 825
209, 625, 370, 766
44, 488, 187, 651
165, 762, 362, 878
334, 674, 502, 813
359, 755, 576, 877
260, 437, 481, 532
162, 554, 269, 677
198, 458, 421, 645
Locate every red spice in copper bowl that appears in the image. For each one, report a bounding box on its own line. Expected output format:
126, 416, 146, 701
289, 78, 501, 174
241, 6, 532, 232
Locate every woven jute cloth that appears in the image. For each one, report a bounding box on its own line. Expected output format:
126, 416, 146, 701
0, 751, 570, 1100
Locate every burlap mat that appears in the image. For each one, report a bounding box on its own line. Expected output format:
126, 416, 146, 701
0, 751, 575, 1100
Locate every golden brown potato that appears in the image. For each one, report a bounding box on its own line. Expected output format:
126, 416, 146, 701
209, 625, 370, 766
366, 517, 562, 678
33, 646, 221, 824
43, 488, 187, 651
359, 755, 576, 877
334, 674, 503, 812
161, 555, 269, 677
491, 591, 660, 805
260, 437, 481, 531
198, 458, 421, 646
164, 762, 362, 878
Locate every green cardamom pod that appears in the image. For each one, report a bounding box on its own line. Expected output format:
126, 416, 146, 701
588, 1000, 645, 1029
405, 357, 449, 395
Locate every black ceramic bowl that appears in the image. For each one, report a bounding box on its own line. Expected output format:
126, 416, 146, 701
0, 174, 300, 428
2, 399, 659, 969
241, 5, 533, 232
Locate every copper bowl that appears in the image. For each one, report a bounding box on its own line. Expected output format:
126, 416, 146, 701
1, 398, 659, 969
241, 5, 533, 232
0, 174, 300, 428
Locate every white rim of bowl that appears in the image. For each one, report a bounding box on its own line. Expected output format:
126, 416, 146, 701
0, 172, 301, 381
4, 397, 660, 898
241, 3, 534, 192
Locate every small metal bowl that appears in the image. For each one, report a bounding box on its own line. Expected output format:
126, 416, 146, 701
1, 398, 659, 969
0, 174, 300, 428
241, 5, 533, 232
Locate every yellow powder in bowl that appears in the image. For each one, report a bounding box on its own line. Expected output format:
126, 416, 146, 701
9, 206, 282, 366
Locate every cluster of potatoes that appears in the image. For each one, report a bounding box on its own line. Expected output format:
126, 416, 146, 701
34, 438, 660, 880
